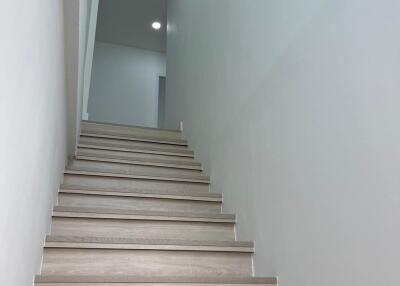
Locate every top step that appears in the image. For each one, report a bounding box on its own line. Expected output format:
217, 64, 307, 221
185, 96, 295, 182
35, 275, 278, 285
81, 121, 184, 143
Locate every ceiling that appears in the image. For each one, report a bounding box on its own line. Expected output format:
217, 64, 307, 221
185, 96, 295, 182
96, 0, 167, 53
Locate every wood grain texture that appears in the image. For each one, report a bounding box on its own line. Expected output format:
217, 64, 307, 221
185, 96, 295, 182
35, 275, 277, 284
68, 159, 202, 177
81, 132, 188, 146
59, 185, 222, 201
50, 217, 235, 241
45, 236, 252, 247
81, 121, 183, 141
52, 206, 235, 222
77, 147, 199, 164
64, 169, 210, 183
44, 236, 254, 252
78, 143, 194, 158
80, 136, 190, 153
75, 154, 202, 170
58, 193, 221, 214
34, 121, 277, 285
41, 248, 253, 276
63, 173, 210, 193
82, 120, 182, 134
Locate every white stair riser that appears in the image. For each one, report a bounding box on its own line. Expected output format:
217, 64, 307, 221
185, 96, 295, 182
69, 160, 202, 177
51, 218, 235, 241
58, 193, 221, 214
41, 248, 253, 277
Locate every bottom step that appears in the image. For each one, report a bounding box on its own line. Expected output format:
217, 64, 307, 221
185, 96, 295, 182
35, 276, 277, 285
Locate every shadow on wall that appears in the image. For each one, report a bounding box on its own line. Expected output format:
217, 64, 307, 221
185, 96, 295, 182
164, 0, 400, 285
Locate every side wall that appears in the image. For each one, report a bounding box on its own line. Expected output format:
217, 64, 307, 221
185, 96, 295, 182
88, 41, 166, 127
64, 0, 81, 156
166, 1, 400, 285
0, 0, 69, 285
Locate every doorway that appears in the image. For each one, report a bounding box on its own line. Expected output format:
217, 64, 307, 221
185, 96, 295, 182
158, 76, 166, 128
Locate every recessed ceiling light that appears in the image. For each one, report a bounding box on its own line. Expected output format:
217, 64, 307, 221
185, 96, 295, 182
152, 21, 162, 30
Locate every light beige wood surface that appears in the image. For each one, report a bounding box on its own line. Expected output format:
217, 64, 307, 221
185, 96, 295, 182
77, 147, 199, 164
68, 159, 202, 177
81, 121, 184, 141
51, 217, 235, 241
75, 154, 202, 170
44, 236, 254, 252
60, 184, 222, 201
79, 134, 192, 153
64, 169, 210, 183
35, 276, 277, 284
58, 193, 221, 214
80, 136, 190, 152
82, 120, 182, 134
34, 121, 276, 285
53, 206, 235, 221
81, 132, 188, 146
41, 248, 253, 276
78, 143, 194, 158
63, 173, 210, 193
45, 236, 252, 246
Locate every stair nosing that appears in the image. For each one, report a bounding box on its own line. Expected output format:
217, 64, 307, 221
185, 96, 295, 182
44, 235, 254, 252
82, 120, 182, 134
35, 275, 277, 284
53, 206, 235, 223
81, 132, 188, 146
40, 122, 271, 285
60, 184, 222, 202
75, 154, 202, 170
64, 168, 211, 184
78, 144, 195, 158
77, 149, 201, 166
79, 140, 193, 155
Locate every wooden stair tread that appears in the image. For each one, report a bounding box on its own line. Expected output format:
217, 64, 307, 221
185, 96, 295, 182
44, 235, 254, 252
60, 184, 222, 202
53, 206, 235, 222
35, 275, 277, 284
78, 143, 195, 158
64, 168, 211, 184
82, 120, 182, 134
34, 121, 271, 284
76, 153, 202, 170
80, 137, 192, 154
81, 131, 188, 146
77, 147, 197, 163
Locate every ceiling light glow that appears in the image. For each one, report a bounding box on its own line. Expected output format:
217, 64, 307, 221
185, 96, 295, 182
152, 21, 162, 30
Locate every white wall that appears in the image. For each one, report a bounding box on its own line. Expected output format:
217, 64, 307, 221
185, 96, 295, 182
64, 0, 81, 156
166, 1, 400, 285
88, 41, 166, 127
0, 0, 69, 285
64, 0, 95, 156
81, 0, 99, 120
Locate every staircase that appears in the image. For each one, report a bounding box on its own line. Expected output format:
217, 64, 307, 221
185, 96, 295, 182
35, 121, 277, 285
